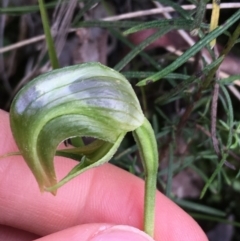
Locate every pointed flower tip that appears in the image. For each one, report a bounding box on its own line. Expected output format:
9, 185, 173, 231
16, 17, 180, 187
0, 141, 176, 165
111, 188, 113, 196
36, 173, 58, 195
38, 183, 57, 195
46, 188, 57, 196
44, 185, 58, 195
43, 176, 59, 195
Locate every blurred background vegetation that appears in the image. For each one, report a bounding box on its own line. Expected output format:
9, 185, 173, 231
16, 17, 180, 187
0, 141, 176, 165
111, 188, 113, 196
1, 0, 240, 240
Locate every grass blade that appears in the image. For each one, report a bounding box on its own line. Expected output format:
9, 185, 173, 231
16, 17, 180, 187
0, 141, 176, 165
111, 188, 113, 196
114, 26, 174, 71
137, 9, 240, 86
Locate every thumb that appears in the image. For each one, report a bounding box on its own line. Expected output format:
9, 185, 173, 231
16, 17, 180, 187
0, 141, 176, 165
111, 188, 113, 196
88, 225, 155, 241
35, 224, 155, 241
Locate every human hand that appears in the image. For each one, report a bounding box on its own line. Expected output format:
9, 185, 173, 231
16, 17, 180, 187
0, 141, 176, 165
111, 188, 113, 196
0, 110, 208, 241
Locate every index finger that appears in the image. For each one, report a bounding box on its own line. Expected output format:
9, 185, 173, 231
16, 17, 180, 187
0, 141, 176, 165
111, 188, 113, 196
0, 110, 208, 241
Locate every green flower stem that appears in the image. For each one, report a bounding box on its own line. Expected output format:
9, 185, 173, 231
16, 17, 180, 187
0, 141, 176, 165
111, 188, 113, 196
133, 117, 159, 237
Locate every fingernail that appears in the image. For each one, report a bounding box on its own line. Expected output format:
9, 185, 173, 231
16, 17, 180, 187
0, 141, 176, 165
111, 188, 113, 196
89, 225, 154, 241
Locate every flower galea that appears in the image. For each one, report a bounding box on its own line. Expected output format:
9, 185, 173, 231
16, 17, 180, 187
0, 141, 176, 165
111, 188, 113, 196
10, 62, 158, 236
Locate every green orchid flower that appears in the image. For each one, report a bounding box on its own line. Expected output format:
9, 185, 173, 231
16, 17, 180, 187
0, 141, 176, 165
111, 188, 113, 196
10, 62, 158, 237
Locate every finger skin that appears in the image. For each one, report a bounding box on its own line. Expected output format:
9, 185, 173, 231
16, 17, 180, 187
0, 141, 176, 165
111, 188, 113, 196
0, 224, 154, 241
35, 224, 155, 241
0, 225, 40, 241
0, 110, 208, 241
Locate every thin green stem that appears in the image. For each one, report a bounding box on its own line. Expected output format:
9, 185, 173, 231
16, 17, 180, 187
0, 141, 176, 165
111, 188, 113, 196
203, 23, 240, 88
38, 0, 59, 69
133, 118, 159, 237
200, 152, 228, 198
166, 143, 173, 197
191, 0, 206, 30
140, 87, 147, 115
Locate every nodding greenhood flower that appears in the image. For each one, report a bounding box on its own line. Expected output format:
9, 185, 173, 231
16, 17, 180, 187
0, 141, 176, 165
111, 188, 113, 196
10, 62, 158, 236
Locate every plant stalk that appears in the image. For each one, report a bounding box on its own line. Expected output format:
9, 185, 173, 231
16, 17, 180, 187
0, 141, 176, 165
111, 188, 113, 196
133, 118, 159, 237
